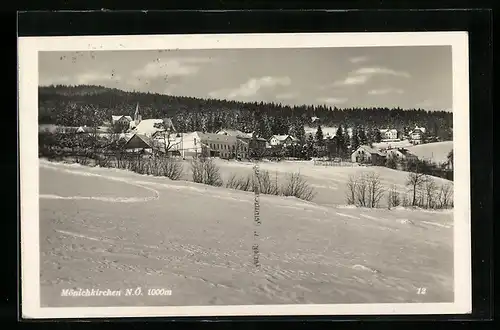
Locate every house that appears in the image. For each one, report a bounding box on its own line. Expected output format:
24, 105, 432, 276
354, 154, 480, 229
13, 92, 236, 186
409, 126, 426, 144
351, 145, 387, 165
123, 133, 154, 152
379, 128, 399, 141
269, 135, 297, 147
111, 115, 133, 126
176, 132, 248, 159
216, 129, 267, 156
386, 148, 418, 161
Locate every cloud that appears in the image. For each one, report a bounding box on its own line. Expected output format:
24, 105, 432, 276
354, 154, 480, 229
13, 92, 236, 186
209, 76, 291, 100
334, 75, 370, 86
349, 56, 368, 63
275, 92, 297, 100
354, 67, 411, 78
132, 57, 212, 79
331, 66, 411, 88
76, 72, 121, 84
40, 71, 121, 86
368, 88, 404, 95
317, 97, 348, 105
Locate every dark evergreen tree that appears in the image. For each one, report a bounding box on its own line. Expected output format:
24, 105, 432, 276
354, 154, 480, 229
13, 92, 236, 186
358, 126, 368, 146
315, 125, 324, 146
350, 126, 360, 150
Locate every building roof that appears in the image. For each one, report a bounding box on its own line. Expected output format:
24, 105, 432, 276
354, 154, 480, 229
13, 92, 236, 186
196, 132, 238, 143
217, 129, 246, 137
355, 145, 386, 156
112, 115, 133, 122
133, 119, 164, 136
397, 148, 417, 157
271, 134, 295, 141
124, 133, 154, 149
410, 126, 426, 134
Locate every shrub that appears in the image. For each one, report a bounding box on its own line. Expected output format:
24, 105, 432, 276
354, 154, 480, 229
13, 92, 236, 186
190, 157, 223, 187
280, 172, 316, 201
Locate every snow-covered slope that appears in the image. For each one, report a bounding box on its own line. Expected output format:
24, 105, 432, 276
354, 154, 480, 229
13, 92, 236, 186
39, 160, 453, 307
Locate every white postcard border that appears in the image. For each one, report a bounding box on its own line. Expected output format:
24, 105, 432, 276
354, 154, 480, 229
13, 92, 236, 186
19, 32, 471, 319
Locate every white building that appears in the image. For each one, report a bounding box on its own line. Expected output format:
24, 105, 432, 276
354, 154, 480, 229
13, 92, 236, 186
409, 126, 426, 144
268, 135, 297, 147
379, 128, 399, 140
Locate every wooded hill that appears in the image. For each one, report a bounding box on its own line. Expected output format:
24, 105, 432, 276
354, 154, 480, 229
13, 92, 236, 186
39, 85, 453, 141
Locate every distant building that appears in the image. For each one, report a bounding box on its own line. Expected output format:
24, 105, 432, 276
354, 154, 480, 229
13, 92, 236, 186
379, 128, 399, 141
111, 115, 133, 126
269, 135, 297, 147
409, 126, 426, 144
123, 133, 154, 152
216, 129, 267, 156
351, 145, 387, 165
385, 148, 418, 161
176, 132, 249, 159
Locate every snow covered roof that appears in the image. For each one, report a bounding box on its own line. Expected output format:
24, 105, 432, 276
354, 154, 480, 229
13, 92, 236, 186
355, 145, 386, 156
112, 115, 132, 122
124, 133, 154, 149
134, 119, 164, 136
411, 126, 426, 134
217, 129, 247, 137
196, 132, 238, 143
271, 135, 293, 141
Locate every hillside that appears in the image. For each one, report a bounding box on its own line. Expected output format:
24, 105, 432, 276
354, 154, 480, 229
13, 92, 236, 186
39, 85, 453, 141
407, 141, 453, 165
39, 159, 453, 307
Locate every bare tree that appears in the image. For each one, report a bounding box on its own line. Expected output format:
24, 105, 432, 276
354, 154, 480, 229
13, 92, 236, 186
438, 182, 453, 208
388, 184, 401, 209
366, 172, 384, 208
355, 173, 369, 207
345, 174, 358, 205
423, 176, 438, 209
280, 172, 316, 201
406, 171, 427, 206
190, 157, 223, 187
153, 130, 181, 156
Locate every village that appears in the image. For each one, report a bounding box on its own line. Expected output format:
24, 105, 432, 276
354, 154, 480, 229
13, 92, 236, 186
39, 103, 449, 171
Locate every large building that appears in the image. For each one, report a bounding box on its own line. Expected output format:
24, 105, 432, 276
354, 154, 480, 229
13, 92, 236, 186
164, 132, 248, 159
379, 128, 399, 141
351, 145, 387, 166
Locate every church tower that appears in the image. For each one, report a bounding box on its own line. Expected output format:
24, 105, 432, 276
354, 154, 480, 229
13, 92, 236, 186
134, 102, 142, 125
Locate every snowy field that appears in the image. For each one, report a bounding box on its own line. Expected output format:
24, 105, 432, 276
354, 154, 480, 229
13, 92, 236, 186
39, 159, 453, 307
182, 159, 454, 208
407, 141, 453, 164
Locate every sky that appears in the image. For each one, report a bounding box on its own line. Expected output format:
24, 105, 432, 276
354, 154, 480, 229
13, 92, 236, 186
39, 46, 453, 111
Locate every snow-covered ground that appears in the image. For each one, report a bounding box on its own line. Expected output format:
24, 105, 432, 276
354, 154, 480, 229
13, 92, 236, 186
407, 141, 453, 164
185, 159, 454, 208
39, 159, 453, 307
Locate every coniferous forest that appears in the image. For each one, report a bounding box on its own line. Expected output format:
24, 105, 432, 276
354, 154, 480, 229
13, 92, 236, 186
39, 85, 453, 141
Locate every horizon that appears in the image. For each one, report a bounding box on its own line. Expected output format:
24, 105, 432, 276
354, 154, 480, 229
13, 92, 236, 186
39, 84, 452, 114
38, 46, 453, 112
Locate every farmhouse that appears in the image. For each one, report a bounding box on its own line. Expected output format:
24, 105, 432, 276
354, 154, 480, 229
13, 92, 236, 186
269, 135, 297, 147
385, 148, 418, 161
379, 128, 399, 141
111, 115, 133, 126
123, 133, 154, 152
351, 145, 387, 165
409, 126, 426, 144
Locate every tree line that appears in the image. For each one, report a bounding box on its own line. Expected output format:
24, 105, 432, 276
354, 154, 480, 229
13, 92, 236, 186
39, 85, 453, 141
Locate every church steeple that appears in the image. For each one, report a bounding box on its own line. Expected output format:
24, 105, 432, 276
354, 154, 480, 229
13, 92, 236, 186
134, 102, 142, 124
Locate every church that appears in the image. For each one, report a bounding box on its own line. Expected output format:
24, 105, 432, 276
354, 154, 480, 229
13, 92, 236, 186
110, 103, 143, 131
